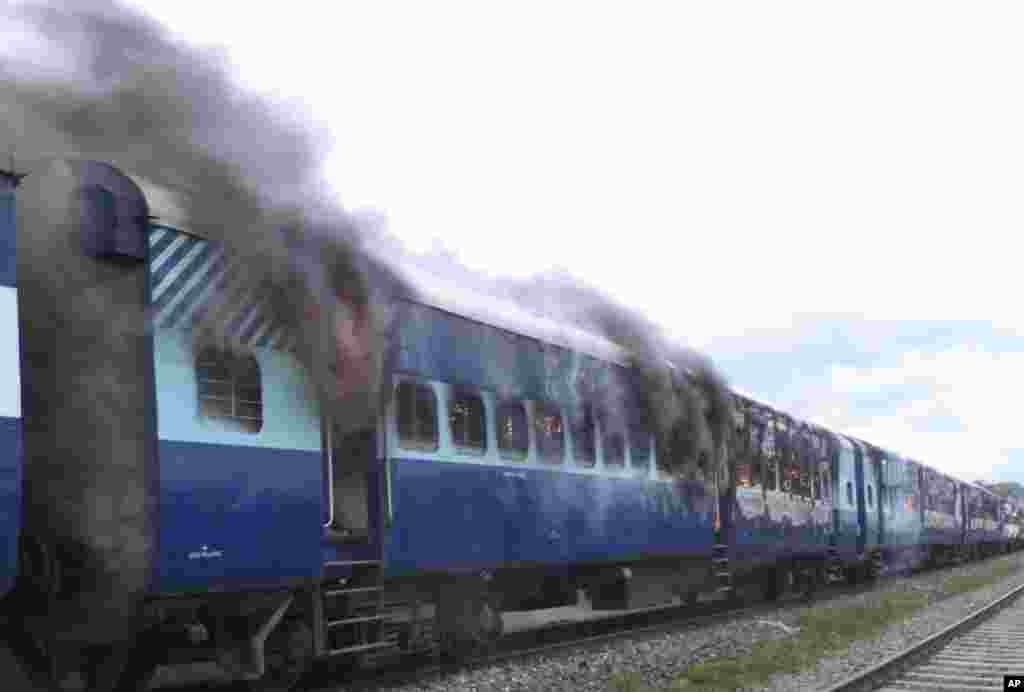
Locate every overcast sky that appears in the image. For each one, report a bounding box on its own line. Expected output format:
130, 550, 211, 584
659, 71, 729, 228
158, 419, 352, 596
101, 1, 1024, 483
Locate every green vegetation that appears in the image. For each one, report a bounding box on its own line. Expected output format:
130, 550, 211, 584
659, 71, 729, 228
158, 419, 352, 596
608, 554, 1023, 692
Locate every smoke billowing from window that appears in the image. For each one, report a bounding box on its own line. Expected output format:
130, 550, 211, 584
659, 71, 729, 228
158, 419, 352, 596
3, 1, 733, 477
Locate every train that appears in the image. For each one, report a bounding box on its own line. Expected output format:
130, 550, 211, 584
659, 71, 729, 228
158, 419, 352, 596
0, 157, 1021, 692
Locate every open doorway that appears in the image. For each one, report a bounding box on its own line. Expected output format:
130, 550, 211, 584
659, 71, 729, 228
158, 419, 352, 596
325, 424, 376, 543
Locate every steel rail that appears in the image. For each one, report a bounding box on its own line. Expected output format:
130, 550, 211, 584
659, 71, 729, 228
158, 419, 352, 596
822, 579, 1024, 692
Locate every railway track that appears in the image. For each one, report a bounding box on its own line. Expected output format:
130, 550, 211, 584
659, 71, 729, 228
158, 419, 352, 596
143, 554, 1020, 692
825, 580, 1024, 692
309, 577, 891, 692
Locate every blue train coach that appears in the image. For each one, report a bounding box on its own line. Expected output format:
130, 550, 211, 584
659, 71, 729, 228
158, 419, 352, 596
0, 167, 21, 599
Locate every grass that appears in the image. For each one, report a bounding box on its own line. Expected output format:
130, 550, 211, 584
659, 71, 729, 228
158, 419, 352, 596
608, 553, 1024, 692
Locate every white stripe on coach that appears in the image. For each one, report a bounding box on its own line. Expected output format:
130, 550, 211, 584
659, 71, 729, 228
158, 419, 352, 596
0, 286, 20, 419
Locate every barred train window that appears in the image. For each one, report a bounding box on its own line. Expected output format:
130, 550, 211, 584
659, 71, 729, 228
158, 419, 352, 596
572, 404, 596, 467
196, 348, 262, 433
449, 390, 486, 453
534, 402, 564, 465
497, 400, 528, 461
397, 382, 438, 451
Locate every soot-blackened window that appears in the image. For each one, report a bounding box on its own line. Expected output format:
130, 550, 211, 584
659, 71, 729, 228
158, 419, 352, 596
629, 422, 652, 471
572, 404, 596, 467
534, 402, 564, 464
397, 382, 439, 451
603, 429, 626, 469
497, 400, 528, 461
196, 348, 263, 433
449, 390, 486, 453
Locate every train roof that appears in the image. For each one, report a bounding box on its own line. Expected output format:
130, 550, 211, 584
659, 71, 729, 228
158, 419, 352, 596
133, 173, 994, 493
387, 260, 633, 367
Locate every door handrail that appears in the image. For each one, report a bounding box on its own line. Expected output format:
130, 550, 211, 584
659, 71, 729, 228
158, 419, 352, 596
323, 417, 335, 529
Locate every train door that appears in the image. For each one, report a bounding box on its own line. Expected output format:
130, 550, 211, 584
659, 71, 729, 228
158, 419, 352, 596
323, 420, 384, 564
876, 453, 889, 546
849, 439, 881, 554
866, 449, 884, 548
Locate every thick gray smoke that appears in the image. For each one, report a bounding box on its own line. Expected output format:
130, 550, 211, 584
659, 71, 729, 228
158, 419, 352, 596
1, 0, 411, 429
1, 1, 734, 651
0, 0, 412, 649
384, 245, 735, 477
501, 270, 735, 477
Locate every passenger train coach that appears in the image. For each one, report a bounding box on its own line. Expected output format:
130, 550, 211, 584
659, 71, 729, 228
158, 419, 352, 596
0, 169, 21, 602
0, 158, 1020, 692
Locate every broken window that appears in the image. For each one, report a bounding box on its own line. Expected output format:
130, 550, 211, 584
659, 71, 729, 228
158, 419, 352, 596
449, 389, 486, 454
629, 422, 652, 472
396, 381, 439, 451
496, 400, 528, 461
534, 401, 564, 464
572, 404, 596, 467
603, 429, 626, 469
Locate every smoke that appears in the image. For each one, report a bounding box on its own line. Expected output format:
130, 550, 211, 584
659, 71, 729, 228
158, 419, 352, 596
378, 240, 735, 478
2, 3, 735, 641
1, 0, 413, 436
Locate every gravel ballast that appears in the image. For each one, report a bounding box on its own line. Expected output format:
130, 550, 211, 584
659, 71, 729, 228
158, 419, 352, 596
321, 552, 1024, 692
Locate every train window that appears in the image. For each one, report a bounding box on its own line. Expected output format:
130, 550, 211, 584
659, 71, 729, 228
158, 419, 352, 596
735, 460, 753, 488
697, 451, 709, 478
396, 381, 439, 451
196, 347, 263, 433
449, 390, 486, 454
751, 446, 763, 488
629, 423, 652, 471
819, 464, 831, 501
572, 405, 596, 467
534, 402, 564, 464
846, 481, 854, 506
867, 485, 874, 507
781, 459, 800, 495
761, 426, 777, 491
603, 430, 626, 469
497, 400, 528, 461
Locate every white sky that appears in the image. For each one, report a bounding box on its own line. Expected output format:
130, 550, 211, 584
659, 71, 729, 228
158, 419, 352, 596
110, 2, 1024, 481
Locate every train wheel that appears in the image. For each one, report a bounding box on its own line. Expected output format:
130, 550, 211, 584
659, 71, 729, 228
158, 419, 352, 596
437, 590, 503, 661
801, 564, 824, 602
844, 564, 860, 586
761, 567, 782, 601
84, 638, 159, 692
250, 619, 314, 692
18, 536, 61, 605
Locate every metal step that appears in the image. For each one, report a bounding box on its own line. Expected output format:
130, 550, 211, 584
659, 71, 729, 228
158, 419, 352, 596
323, 560, 382, 568
324, 641, 396, 657
327, 614, 388, 628
325, 586, 383, 598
